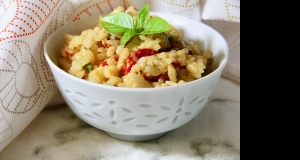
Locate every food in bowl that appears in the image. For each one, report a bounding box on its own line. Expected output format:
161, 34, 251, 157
44, 4, 229, 141
58, 5, 213, 88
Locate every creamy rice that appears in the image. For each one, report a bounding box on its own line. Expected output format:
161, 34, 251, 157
58, 6, 212, 88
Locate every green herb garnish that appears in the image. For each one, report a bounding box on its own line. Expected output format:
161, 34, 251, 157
83, 63, 93, 73
100, 5, 171, 45
168, 35, 174, 42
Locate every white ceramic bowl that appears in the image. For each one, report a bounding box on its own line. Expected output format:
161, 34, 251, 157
44, 12, 229, 141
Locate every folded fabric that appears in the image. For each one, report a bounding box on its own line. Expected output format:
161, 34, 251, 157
0, 0, 240, 152
200, 0, 240, 82
201, 0, 240, 22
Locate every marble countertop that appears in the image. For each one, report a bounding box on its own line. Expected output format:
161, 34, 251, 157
0, 77, 240, 160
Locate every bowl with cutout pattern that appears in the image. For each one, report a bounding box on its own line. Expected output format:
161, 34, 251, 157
44, 12, 229, 141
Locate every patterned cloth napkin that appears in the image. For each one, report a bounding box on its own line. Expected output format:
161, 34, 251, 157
0, 0, 240, 152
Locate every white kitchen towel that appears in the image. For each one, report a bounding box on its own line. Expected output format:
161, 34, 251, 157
201, 0, 240, 22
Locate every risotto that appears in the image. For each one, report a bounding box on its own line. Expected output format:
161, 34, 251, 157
58, 6, 213, 88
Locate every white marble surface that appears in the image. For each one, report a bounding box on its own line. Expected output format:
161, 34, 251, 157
0, 77, 240, 160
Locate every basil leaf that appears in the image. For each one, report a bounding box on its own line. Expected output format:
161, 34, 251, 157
101, 13, 134, 33
120, 29, 138, 45
136, 4, 149, 29
100, 5, 172, 45
140, 17, 171, 34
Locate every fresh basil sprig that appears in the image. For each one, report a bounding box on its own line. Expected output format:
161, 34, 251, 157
100, 5, 171, 45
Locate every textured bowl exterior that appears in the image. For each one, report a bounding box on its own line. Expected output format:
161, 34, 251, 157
44, 12, 229, 139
